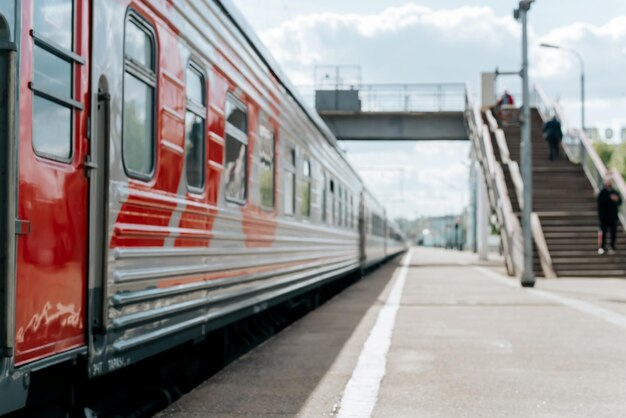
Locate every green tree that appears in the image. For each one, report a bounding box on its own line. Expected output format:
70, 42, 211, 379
593, 141, 615, 167
608, 142, 626, 179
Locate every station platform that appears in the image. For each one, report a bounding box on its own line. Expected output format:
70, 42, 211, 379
157, 247, 626, 417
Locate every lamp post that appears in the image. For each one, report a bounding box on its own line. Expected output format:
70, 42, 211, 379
540, 42, 585, 131
515, 0, 535, 287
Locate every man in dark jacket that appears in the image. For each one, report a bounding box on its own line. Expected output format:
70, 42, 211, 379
542, 116, 563, 160
597, 177, 622, 255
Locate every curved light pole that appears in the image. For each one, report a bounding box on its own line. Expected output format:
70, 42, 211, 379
540, 42, 585, 131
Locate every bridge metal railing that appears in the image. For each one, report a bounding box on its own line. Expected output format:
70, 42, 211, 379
533, 83, 626, 230
299, 83, 467, 112
465, 85, 523, 276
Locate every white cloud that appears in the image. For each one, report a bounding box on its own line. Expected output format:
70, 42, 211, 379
261, 4, 521, 86
533, 16, 626, 105
253, 3, 626, 216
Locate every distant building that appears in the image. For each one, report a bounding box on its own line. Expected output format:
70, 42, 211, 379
417, 214, 465, 249
585, 127, 600, 141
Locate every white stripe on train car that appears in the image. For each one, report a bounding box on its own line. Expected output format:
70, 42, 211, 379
336, 249, 412, 418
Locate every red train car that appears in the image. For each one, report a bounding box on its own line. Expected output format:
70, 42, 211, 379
0, 0, 406, 414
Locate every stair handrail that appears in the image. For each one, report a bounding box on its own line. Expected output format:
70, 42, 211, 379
533, 83, 626, 229
484, 109, 556, 278
465, 85, 523, 276
485, 111, 525, 207
530, 213, 556, 279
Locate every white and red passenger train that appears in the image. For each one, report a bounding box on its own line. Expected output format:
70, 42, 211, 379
0, 0, 406, 413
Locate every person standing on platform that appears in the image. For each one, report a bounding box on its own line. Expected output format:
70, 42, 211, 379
597, 177, 622, 255
542, 116, 563, 160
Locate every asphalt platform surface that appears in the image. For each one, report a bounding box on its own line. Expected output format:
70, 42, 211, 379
157, 247, 626, 417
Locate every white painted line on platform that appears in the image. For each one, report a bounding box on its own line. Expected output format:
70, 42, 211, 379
529, 288, 626, 330
336, 249, 412, 418
472, 266, 519, 288
475, 266, 626, 330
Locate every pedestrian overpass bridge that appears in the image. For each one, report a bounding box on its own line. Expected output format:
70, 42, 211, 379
306, 82, 626, 279
311, 83, 469, 141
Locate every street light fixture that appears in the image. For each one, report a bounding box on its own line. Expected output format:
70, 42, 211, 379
539, 42, 585, 131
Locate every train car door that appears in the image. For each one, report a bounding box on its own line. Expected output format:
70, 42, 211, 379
0, 9, 15, 356
14, 0, 91, 365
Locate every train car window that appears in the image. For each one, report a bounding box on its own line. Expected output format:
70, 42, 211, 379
259, 124, 275, 209
321, 173, 327, 223
372, 213, 384, 236
284, 147, 296, 215
185, 63, 206, 191
31, 0, 78, 161
329, 179, 335, 225
34, 0, 73, 50
350, 194, 354, 229
343, 189, 348, 228
337, 185, 343, 227
125, 22, 153, 68
122, 16, 157, 179
300, 160, 311, 218
224, 94, 248, 204
348, 193, 354, 229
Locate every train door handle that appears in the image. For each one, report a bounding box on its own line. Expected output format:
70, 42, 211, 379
15, 219, 30, 236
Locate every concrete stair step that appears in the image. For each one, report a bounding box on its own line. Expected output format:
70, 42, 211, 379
556, 270, 626, 278
550, 250, 624, 257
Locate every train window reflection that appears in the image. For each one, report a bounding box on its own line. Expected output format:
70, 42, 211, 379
225, 99, 247, 133
372, 213, 384, 237
224, 139, 247, 202
123, 74, 154, 175
34, 46, 71, 98
185, 64, 206, 191
300, 160, 311, 218
186, 66, 204, 106
322, 173, 327, 223
185, 113, 205, 190
32, 96, 71, 158
259, 125, 275, 209
338, 186, 343, 227
123, 16, 156, 179
329, 179, 335, 225
224, 94, 248, 203
34, 0, 73, 50
31, 2, 75, 162
125, 20, 153, 68
284, 147, 296, 216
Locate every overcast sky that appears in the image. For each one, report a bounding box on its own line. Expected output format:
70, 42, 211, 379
232, 1, 626, 218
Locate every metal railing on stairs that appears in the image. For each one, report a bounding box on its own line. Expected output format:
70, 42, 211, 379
465, 85, 524, 276
483, 110, 556, 278
533, 84, 626, 231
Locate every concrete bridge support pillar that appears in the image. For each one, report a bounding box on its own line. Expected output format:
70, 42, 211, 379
476, 168, 490, 261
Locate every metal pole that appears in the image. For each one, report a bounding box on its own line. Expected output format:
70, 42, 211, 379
519, 2, 535, 287
581, 70, 585, 132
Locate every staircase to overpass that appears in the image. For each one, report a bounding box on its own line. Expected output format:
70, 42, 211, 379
501, 111, 626, 277
470, 85, 626, 278
309, 82, 626, 279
